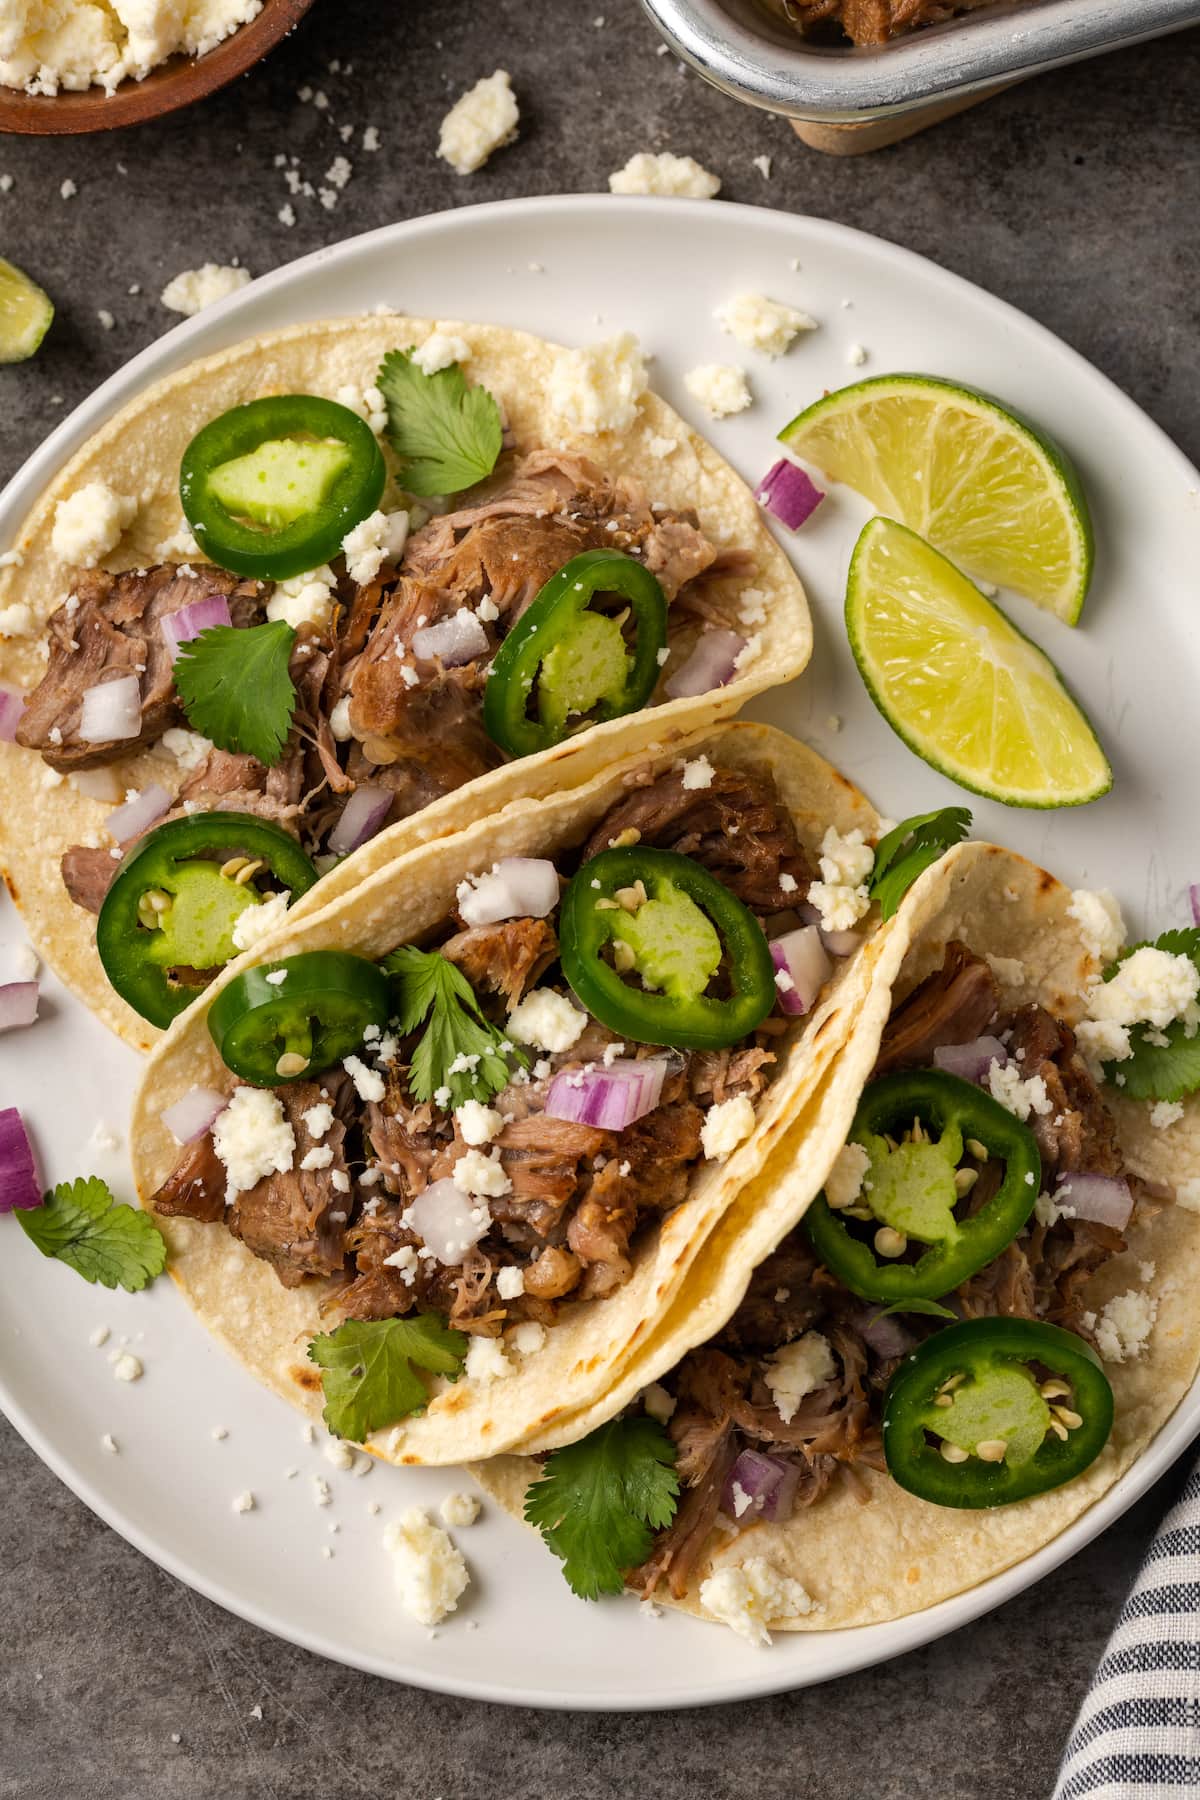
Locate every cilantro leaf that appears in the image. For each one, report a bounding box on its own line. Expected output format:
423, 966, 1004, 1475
307, 1314, 469, 1441
524, 1417, 680, 1600
377, 349, 502, 497
1099, 927, 1200, 1101
384, 944, 526, 1108
17, 1177, 166, 1291
174, 622, 297, 767
868, 807, 973, 921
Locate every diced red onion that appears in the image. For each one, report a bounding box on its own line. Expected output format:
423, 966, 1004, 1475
664, 629, 745, 700
1190, 884, 1200, 928
79, 674, 141, 744
755, 458, 825, 531
0, 682, 25, 742
411, 608, 489, 668
159, 595, 232, 662
0, 982, 39, 1032
544, 1057, 668, 1131
932, 1036, 1009, 1085
820, 926, 864, 958
853, 1309, 917, 1361
407, 1177, 491, 1265
70, 765, 124, 803
721, 1449, 801, 1524
1056, 1171, 1133, 1231
458, 857, 559, 928
770, 926, 833, 1017
105, 782, 171, 846
0, 1106, 41, 1212
327, 784, 393, 857
161, 1086, 227, 1145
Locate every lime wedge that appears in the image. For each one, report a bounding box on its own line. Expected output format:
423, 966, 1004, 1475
846, 517, 1111, 809
780, 374, 1093, 624
0, 258, 54, 364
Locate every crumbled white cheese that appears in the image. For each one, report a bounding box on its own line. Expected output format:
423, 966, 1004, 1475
302, 1102, 334, 1141
607, 151, 720, 198
51, 480, 136, 567
1075, 1018, 1133, 1068
438, 70, 519, 175
384, 1507, 470, 1625
511, 1320, 546, 1355
160, 264, 252, 317
1034, 1189, 1077, 1228
1093, 1289, 1157, 1364
701, 1094, 756, 1162
343, 1055, 386, 1104
985, 954, 1027, 988
1068, 888, 1126, 966
412, 329, 471, 376
266, 564, 336, 632
825, 1141, 870, 1212
159, 726, 211, 771
455, 1100, 504, 1147
329, 696, 354, 742
452, 1147, 512, 1199
230, 888, 291, 954
714, 293, 816, 359
807, 824, 877, 932
507, 988, 588, 1054
0, 601, 36, 636
1084, 946, 1200, 1035
699, 1558, 816, 1645
213, 1088, 295, 1201
0, 0, 264, 96
299, 1145, 334, 1172
322, 1438, 356, 1471
1150, 1100, 1184, 1129
986, 1060, 1053, 1122
846, 344, 868, 367
112, 1352, 142, 1383
382, 1245, 418, 1284
764, 1334, 836, 1424
232, 1491, 255, 1514
496, 1264, 525, 1300
683, 364, 751, 419
681, 754, 715, 791
440, 1491, 481, 1528
465, 1335, 514, 1383
334, 381, 388, 436
549, 332, 648, 436
341, 509, 409, 585
642, 1382, 676, 1424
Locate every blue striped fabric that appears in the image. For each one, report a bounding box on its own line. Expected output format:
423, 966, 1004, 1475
1054, 1462, 1200, 1797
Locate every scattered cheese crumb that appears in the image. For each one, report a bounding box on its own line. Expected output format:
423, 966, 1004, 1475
384, 1508, 470, 1624
465, 1335, 514, 1383
1093, 1289, 1157, 1364
683, 364, 751, 419
511, 1320, 546, 1355
681, 754, 715, 791
113, 1353, 142, 1382
455, 1100, 504, 1147
986, 1061, 1053, 1122
1068, 889, 1126, 967
825, 1141, 870, 1211
643, 1382, 676, 1424
230, 888, 291, 954
440, 1491, 481, 1528
412, 328, 471, 376
549, 332, 648, 435
160, 264, 252, 317
507, 988, 588, 1054
607, 151, 720, 198
438, 70, 519, 175
232, 1491, 255, 1514
51, 481, 136, 567
714, 293, 816, 359
764, 1334, 835, 1424
1150, 1100, 1185, 1129
496, 1264, 525, 1300
213, 1088, 295, 1201
701, 1094, 756, 1162
699, 1558, 815, 1645
343, 1055, 386, 1104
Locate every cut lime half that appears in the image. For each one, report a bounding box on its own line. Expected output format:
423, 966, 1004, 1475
780, 374, 1093, 624
0, 258, 54, 364
846, 516, 1111, 809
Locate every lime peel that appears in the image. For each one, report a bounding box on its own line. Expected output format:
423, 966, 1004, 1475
0, 258, 54, 365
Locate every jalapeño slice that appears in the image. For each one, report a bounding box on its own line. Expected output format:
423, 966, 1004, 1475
883, 1318, 1113, 1507
805, 1070, 1041, 1303
560, 846, 775, 1050
208, 950, 390, 1085
181, 395, 386, 581
97, 813, 319, 1029
483, 549, 667, 758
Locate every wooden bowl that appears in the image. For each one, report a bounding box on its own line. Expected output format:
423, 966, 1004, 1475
0, 0, 318, 135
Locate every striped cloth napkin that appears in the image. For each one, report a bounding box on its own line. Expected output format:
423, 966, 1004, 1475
1053, 1460, 1200, 1797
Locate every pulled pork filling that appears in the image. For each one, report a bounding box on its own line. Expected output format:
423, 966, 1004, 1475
16, 451, 754, 918
632, 942, 1164, 1601
150, 761, 819, 1326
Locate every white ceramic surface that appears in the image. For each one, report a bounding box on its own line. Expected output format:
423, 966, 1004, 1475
2, 196, 1198, 1709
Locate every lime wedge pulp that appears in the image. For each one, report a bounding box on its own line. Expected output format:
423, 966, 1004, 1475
0, 257, 54, 364
780, 374, 1094, 624
846, 517, 1111, 809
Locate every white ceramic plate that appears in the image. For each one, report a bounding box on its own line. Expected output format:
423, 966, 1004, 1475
3, 197, 1199, 1710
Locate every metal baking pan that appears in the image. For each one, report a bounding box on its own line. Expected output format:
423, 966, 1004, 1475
641, 0, 1200, 122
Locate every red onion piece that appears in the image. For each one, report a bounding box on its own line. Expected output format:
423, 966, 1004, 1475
664, 628, 745, 700
161, 1086, 228, 1145
932, 1036, 1009, 1085
458, 857, 559, 928
1191, 884, 1200, 928
407, 1177, 491, 1265
0, 682, 26, 743
160, 595, 232, 662
545, 1058, 668, 1131
770, 926, 833, 1016
105, 782, 172, 846
411, 608, 489, 667
1056, 1171, 1133, 1231
70, 766, 124, 803
721, 1448, 801, 1524
327, 784, 393, 858
0, 982, 39, 1032
79, 674, 141, 743
819, 926, 864, 958
756, 458, 825, 531
854, 1309, 918, 1361
0, 1106, 41, 1212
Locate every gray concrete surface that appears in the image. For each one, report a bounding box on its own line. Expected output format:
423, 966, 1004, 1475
1, 3, 1198, 1794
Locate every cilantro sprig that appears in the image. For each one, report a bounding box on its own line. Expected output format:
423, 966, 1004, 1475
308, 1314, 469, 1441
868, 807, 972, 921
174, 621, 297, 767
377, 349, 502, 497
17, 1177, 166, 1291
524, 1417, 680, 1600
1098, 927, 1200, 1102
384, 944, 527, 1109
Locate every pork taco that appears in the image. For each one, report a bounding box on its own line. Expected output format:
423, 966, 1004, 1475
472, 840, 1200, 1640
128, 721, 910, 1467
0, 317, 811, 1048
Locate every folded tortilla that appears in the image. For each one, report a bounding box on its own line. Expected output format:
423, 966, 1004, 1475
130, 721, 892, 1467
0, 316, 812, 1049
473, 840, 1200, 1629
